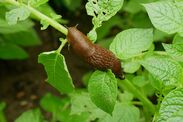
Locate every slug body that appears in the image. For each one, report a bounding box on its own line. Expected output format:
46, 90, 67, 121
67, 27, 124, 79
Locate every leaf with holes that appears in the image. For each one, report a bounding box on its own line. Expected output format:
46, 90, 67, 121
38, 51, 74, 94
6, 6, 30, 25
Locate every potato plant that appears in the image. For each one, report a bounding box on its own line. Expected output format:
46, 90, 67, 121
1, 0, 183, 122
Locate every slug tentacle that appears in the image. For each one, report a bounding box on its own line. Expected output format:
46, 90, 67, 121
67, 26, 124, 79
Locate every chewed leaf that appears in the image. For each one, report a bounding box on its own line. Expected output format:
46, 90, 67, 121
141, 55, 183, 87
38, 51, 74, 94
144, 1, 183, 35
86, 0, 124, 42
6, 6, 30, 25
157, 88, 183, 122
88, 70, 117, 114
110, 28, 153, 59
86, 0, 124, 28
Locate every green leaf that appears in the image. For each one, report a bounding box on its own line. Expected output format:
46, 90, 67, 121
110, 28, 153, 59
132, 75, 148, 87
118, 91, 134, 103
0, 42, 28, 60
15, 109, 44, 122
86, 0, 124, 41
6, 6, 30, 25
0, 102, 6, 122
141, 55, 183, 86
87, 28, 97, 42
3, 29, 41, 46
144, 1, 183, 35
157, 88, 183, 122
167, 109, 183, 122
40, 93, 69, 121
86, 0, 124, 28
88, 70, 117, 114
71, 92, 95, 115
38, 51, 74, 93
40, 93, 67, 113
111, 103, 140, 122
70, 92, 108, 121
0, 18, 34, 34
29, 0, 48, 7
123, 59, 141, 73
163, 34, 183, 61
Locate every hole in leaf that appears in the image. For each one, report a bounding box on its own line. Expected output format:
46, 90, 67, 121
102, 12, 106, 15
93, 1, 96, 4
94, 11, 98, 16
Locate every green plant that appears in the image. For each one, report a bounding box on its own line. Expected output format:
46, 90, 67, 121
1, 0, 183, 122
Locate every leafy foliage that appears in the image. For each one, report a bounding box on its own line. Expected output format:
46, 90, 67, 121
2, 0, 183, 121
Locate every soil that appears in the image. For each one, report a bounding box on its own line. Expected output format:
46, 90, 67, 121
0, 1, 93, 121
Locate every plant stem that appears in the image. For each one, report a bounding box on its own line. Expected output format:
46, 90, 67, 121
118, 79, 155, 114
5, 0, 68, 35
56, 39, 67, 53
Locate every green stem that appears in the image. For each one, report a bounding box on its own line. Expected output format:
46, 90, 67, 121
5, 0, 68, 35
118, 79, 155, 114
56, 39, 67, 53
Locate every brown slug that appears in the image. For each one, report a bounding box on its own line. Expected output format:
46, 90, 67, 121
67, 27, 124, 80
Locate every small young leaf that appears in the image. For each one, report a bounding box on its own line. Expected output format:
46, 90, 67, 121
144, 1, 183, 35
0, 42, 28, 60
141, 55, 183, 86
163, 44, 183, 62
163, 34, 183, 61
88, 70, 117, 114
38, 51, 74, 93
157, 88, 183, 122
40, 19, 49, 30
15, 109, 44, 122
110, 28, 153, 59
123, 59, 141, 73
6, 6, 30, 25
